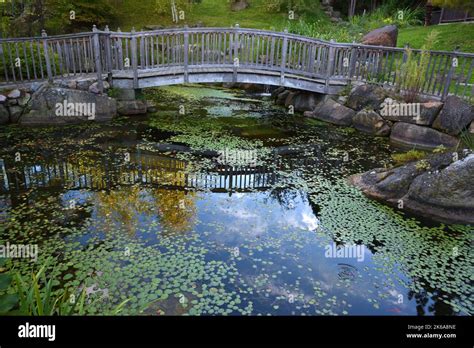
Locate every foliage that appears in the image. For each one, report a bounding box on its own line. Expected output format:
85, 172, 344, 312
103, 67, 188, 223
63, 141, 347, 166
395, 30, 439, 102
0, 258, 129, 315
431, 0, 474, 12
285, 0, 423, 43
415, 159, 431, 170
391, 149, 427, 165
459, 128, 474, 150
4, 0, 117, 37
433, 144, 448, 154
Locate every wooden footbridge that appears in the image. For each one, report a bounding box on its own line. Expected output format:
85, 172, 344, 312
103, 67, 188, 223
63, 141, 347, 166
1, 26, 473, 100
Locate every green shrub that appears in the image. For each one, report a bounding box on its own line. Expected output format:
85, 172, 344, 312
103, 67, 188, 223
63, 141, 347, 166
392, 149, 427, 165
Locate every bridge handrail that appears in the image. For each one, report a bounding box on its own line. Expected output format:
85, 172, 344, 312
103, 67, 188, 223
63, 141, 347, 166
3, 26, 474, 56
1, 26, 473, 101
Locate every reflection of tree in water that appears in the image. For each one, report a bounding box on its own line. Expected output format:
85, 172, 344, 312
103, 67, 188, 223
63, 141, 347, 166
267, 187, 304, 210
408, 284, 456, 316
96, 185, 153, 235
150, 188, 197, 235
95, 186, 197, 236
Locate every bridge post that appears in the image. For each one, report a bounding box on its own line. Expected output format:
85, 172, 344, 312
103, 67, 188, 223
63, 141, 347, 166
183, 25, 189, 83
92, 25, 104, 93
442, 46, 459, 101
325, 39, 336, 91
131, 27, 139, 89
41, 30, 53, 83
348, 42, 357, 81
280, 29, 288, 85
233, 24, 240, 83
104, 25, 113, 85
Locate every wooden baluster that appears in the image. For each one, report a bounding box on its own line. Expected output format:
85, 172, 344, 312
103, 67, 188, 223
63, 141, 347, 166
184, 26, 189, 83
442, 47, 459, 100
325, 40, 336, 90
42, 30, 53, 82
131, 27, 138, 89
92, 25, 104, 92
233, 24, 240, 83
280, 29, 288, 85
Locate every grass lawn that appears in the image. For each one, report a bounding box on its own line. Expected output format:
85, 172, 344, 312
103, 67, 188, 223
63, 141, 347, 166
398, 23, 474, 53
112, 0, 474, 54
113, 0, 291, 31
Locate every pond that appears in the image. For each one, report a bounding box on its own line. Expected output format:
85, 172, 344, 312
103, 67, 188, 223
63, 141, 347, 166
0, 85, 472, 316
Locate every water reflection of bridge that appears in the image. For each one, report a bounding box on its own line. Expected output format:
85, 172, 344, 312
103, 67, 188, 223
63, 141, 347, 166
0, 153, 279, 194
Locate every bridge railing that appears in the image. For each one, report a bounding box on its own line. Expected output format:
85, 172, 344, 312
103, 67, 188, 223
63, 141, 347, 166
1, 26, 473, 101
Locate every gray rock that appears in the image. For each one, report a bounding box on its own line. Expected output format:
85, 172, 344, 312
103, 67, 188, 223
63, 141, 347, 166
0, 95, 6, 103
346, 84, 387, 111
284, 91, 298, 108
6, 98, 18, 106
0, 105, 9, 124
88, 81, 110, 94
7, 89, 21, 99
29, 82, 43, 93
348, 152, 474, 224
18, 93, 31, 107
432, 95, 473, 135
390, 122, 459, 150
361, 25, 398, 47
117, 100, 147, 115
310, 98, 355, 126
114, 88, 137, 101
380, 99, 443, 126
271, 86, 286, 99
275, 90, 290, 105
76, 78, 97, 91
8, 106, 23, 123
352, 110, 391, 136
20, 87, 116, 125
67, 80, 78, 89
291, 93, 322, 112
470, 121, 474, 134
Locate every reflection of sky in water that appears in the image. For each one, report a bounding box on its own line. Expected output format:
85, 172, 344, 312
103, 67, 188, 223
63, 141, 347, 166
62, 185, 419, 315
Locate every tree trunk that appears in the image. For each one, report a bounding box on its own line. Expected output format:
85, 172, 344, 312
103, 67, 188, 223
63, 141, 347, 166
425, 1, 433, 26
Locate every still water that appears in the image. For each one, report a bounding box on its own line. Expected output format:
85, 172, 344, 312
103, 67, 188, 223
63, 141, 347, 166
0, 85, 471, 316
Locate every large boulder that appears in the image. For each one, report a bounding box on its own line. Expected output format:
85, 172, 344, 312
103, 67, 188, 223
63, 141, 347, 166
352, 110, 391, 136
275, 90, 290, 105
284, 91, 298, 108
348, 152, 474, 224
291, 93, 323, 112
8, 106, 23, 123
117, 100, 147, 116
346, 84, 387, 111
19, 87, 117, 125
361, 25, 398, 47
271, 86, 286, 99
309, 98, 355, 126
432, 96, 473, 135
380, 99, 443, 126
390, 122, 459, 150
0, 105, 9, 124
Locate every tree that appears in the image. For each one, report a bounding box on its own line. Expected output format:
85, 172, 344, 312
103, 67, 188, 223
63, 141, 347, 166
430, 0, 474, 12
